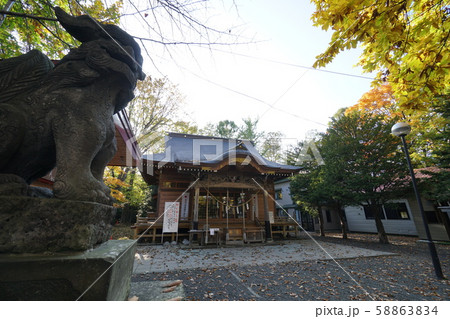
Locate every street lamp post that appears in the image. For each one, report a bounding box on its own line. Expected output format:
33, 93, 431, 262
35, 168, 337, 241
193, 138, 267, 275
391, 122, 444, 280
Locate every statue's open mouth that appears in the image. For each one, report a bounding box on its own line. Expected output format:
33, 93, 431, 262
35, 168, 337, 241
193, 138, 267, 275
100, 41, 146, 81
54, 6, 145, 82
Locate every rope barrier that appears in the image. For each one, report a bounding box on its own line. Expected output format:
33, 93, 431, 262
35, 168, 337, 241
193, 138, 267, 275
202, 186, 260, 208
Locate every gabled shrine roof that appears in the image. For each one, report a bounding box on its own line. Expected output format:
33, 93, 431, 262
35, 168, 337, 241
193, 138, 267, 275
142, 132, 300, 174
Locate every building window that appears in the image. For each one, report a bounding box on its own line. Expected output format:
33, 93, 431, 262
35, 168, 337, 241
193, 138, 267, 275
325, 210, 331, 223
294, 209, 301, 221
275, 189, 283, 200
161, 181, 190, 189
162, 181, 172, 188
364, 203, 411, 220
198, 195, 219, 219
276, 208, 284, 218
384, 203, 410, 220
363, 205, 385, 219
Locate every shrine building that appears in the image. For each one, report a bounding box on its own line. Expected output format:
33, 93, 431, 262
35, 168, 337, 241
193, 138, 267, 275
137, 133, 301, 245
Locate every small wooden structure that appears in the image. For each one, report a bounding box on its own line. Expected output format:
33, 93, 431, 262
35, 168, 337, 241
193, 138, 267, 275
131, 216, 191, 243
136, 133, 301, 245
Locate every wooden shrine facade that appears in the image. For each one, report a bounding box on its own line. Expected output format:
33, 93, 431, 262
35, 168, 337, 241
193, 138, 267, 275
138, 133, 301, 244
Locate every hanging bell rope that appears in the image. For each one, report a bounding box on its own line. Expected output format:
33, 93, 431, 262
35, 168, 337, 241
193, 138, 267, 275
202, 187, 260, 208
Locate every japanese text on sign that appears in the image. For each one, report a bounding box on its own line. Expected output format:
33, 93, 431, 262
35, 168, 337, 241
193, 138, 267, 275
163, 202, 180, 233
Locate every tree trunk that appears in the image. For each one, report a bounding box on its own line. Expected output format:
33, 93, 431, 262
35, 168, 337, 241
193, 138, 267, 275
372, 204, 389, 244
117, 166, 130, 181
317, 206, 325, 236
128, 168, 136, 188
435, 205, 450, 239
336, 203, 347, 239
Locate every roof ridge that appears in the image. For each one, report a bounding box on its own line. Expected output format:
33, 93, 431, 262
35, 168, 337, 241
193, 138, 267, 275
167, 132, 252, 142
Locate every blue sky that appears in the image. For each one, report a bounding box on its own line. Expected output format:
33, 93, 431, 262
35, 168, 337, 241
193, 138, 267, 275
121, 0, 375, 146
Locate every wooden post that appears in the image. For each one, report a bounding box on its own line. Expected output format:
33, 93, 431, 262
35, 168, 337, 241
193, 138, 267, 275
263, 187, 273, 241
206, 190, 209, 228
206, 177, 210, 229
242, 190, 246, 229
251, 193, 257, 221
205, 192, 209, 244
226, 189, 229, 229
193, 187, 199, 230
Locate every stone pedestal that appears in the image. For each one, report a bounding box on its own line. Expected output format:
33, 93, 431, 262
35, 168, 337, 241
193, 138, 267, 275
0, 196, 115, 253
0, 240, 137, 300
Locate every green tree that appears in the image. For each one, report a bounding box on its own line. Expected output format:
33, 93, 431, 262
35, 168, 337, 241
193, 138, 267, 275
311, 0, 450, 110
171, 120, 199, 136
321, 110, 409, 244
120, 170, 153, 212
238, 117, 265, 146
346, 84, 449, 168
412, 96, 450, 239
104, 166, 130, 205
407, 100, 450, 168
216, 120, 239, 138
201, 117, 286, 162
199, 122, 216, 137
104, 166, 154, 222
127, 76, 185, 154
200, 117, 262, 142
289, 136, 348, 238
0, 0, 122, 59
289, 141, 329, 237
418, 96, 450, 203
260, 131, 284, 163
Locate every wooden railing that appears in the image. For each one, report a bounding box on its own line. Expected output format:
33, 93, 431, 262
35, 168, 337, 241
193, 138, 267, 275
131, 217, 190, 243
130, 216, 300, 244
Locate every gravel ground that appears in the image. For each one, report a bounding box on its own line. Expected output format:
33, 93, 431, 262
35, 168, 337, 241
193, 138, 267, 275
131, 232, 450, 301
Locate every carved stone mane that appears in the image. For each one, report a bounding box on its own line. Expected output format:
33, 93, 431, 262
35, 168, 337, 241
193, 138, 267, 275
0, 7, 145, 204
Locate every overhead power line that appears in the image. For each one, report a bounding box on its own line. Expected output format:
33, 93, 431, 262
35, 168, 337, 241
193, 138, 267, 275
175, 63, 328, 127
208, 47, 375, 81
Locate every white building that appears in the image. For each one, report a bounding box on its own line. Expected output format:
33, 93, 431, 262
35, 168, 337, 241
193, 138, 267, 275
274, 179, 450, 240
344, 200, 418, 236
274, 179, 319, 232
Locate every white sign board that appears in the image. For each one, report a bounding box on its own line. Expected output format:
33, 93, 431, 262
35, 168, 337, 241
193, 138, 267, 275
252, 194, 258, 220
163, 202, 180, 233
268, 211, 274, 224
181, 194, 189, 220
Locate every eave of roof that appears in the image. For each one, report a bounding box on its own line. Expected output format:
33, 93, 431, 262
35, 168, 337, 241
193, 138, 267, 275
109, 110, 142, 167
142, 132, 301, 175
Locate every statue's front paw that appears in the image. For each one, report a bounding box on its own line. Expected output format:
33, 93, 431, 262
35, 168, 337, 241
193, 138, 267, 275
53, 180, 72, 200
89, 189, 114, 205
54, 179, 114, 205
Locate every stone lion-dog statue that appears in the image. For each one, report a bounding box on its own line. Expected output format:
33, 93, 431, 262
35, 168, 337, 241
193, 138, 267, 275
0, 7, 145, 204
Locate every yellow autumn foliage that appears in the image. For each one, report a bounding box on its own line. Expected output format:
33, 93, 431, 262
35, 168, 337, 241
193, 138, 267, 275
104, 167, 130, 204
312, 0, 450, 111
